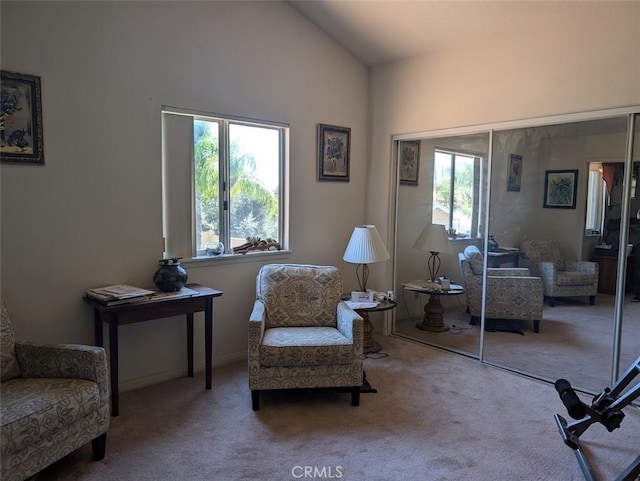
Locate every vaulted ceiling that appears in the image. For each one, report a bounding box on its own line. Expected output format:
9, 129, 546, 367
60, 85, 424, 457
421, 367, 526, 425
289, 1, 630, 67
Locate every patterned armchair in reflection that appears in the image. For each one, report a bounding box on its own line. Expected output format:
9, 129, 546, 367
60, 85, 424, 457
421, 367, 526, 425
0, 300, 110, 481
458, 246, 544, 332
520, 239, 598, 307
248, 264, 363, 410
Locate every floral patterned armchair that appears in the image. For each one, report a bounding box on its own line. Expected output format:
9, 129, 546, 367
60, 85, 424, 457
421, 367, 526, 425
458, 246, 544, 332
1, 300, 110, 481
520, 239, 598, 307
248, 264, 363, 410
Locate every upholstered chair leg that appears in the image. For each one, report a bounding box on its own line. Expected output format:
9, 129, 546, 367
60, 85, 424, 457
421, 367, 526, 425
91, 433, 107, 461
533, 320, 540, 333
252, 390, 260, 411
589, 296, 596, 305
351, 386, 360, 406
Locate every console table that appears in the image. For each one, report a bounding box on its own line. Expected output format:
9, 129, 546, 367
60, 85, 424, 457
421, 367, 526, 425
83, 284, 223, 416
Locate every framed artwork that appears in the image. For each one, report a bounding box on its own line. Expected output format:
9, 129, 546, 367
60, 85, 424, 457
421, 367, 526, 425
543, 169, 578, 209
317, 123, 350, 181
399, 141, 420, 185
507, 154, 522, 191
1, 70, 44, 164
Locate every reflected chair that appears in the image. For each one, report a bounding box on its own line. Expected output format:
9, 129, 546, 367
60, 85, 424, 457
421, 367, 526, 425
520, 240, 598, 307
1, 300, 110, 481
458, 245, 544, 332
248, 264, 364, 410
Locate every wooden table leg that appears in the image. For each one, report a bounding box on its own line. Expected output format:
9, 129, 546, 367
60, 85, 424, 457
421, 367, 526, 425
416, 293, 448, 332
205, 299, 213, 390
93, 310, 103, 347
360, 311, 381, 354
187, 313, 194, 377
108, 318, 119, 416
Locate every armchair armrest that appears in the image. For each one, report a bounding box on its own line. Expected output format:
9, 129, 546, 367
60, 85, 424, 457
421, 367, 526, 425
248, 300, 266, 369
336, 302, 363, 353
14, 342, 109, 402
565, 260, 598, 274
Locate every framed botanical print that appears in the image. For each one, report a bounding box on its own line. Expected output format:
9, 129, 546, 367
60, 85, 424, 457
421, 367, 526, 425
1, 70, 44, 164
507, 154, 522, 192
399, 140, 420, 185
317, 123, 350, 182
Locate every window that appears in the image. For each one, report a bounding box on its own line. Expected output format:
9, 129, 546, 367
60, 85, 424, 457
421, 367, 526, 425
432, 149, 484, 239
162, 108, 288, 259
585, 162, 606, 236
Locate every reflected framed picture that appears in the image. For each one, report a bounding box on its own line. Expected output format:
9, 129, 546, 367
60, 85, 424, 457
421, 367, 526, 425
399, 140, 420, 185
543, 169, 578, 209
317, 123, 350, 182
507, 154, 522, 191
1, 70, 44, 164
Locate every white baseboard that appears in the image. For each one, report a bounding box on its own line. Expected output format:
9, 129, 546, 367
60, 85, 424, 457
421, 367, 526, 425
119, 351, 247, 393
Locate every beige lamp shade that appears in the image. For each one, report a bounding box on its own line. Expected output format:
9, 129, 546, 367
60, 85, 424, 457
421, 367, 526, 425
413, 224, 452, 254
343, 225, 390, 292
343, 225, 390, 264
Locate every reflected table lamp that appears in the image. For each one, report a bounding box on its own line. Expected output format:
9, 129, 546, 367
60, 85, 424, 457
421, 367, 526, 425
413, 223, 452, 281
412, 223, 454, 333
343, 225, 391, 354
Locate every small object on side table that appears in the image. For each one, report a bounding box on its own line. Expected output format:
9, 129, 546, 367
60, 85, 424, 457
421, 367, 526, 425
153, 257, 188, 292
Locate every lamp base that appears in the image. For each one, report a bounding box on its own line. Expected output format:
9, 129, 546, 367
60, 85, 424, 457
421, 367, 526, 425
362, 311, 382, 353
415, 293, 448, 332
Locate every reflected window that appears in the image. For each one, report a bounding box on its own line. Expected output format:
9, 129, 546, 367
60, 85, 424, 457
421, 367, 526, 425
433, 149, 482, 238
585, 162, 607, 236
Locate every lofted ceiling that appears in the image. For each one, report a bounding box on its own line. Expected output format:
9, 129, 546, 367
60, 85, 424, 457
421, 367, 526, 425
288, 1, 630, 67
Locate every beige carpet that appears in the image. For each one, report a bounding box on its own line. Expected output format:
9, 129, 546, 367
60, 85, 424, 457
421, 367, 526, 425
395, 293, 640, 394
37, 336, 639, 481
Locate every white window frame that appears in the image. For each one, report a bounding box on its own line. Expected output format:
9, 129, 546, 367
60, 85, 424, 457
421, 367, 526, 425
161, 106, 290, 263
433, 148, 486, 240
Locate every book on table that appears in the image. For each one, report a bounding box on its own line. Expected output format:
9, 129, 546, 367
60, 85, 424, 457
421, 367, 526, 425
86, 284, 156, 306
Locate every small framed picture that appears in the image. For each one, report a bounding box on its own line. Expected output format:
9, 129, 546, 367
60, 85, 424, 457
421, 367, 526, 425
507, 154, 522, 192
1, 70, 44, 164
543, 169, 578, 209
399, 140, 420, 185
317, 123, 350, 182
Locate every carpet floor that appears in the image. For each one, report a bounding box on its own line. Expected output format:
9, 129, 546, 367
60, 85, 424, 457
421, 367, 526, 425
395, 293, 639, 394
37, 336, 639, 481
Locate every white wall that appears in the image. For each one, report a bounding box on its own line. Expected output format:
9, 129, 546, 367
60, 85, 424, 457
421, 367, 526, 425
368, 1, 640, 293
0, 1, 369, 389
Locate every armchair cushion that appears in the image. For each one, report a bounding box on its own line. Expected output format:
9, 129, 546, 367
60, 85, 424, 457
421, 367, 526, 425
256, 264, 342, 328
261, 326, 354, 367
1, 377, 101, 457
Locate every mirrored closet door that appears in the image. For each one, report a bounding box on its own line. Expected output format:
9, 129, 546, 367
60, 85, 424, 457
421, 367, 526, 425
392, 108, 639, 395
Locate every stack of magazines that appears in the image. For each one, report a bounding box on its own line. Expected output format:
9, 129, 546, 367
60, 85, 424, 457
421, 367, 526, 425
85, 284, 156, 306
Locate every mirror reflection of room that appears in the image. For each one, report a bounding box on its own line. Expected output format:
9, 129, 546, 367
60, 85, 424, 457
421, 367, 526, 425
393, 114, 639, 395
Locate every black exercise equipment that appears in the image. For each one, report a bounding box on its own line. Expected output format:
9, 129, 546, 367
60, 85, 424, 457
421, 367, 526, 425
554, 355, 640, 481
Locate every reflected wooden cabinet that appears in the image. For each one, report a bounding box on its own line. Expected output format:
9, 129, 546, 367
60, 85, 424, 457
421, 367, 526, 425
591, 254, 633, 294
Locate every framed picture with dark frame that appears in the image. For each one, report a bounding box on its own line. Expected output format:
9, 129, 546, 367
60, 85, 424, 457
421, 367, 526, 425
1, 70, 44, 164
543, 169, 578, 209
507, 154, 522, 191
399, 140, 420, 185
317, 123, 350, 182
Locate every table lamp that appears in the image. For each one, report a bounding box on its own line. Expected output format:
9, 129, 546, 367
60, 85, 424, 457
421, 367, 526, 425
413, 223, 452, 281
343, 225, 390, 292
